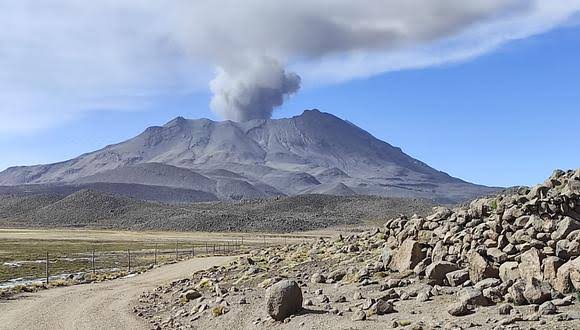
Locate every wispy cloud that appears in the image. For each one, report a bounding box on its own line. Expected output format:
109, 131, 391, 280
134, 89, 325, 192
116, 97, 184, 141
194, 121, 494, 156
1, 1, 579, 133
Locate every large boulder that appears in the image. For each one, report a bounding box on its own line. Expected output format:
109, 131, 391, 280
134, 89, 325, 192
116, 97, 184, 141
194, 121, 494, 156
552, 217, 580, 241
508, 278, 552, 305
523, 278, 552, 304
446, 269, 470, 287
518, 248, 543, 282
499, 262, 521, 284
555, 256, 580, 293
458, 287, 490, 306
431, 241, 447, 262
390, 239, 426, 272
507, 280, 527, 305
265, 280, 303, 321
425, 261, 459, 285
468, 251, 498, 283
487, 248, 508, 264
381, 246, 393, 266
543, 256, 564, 286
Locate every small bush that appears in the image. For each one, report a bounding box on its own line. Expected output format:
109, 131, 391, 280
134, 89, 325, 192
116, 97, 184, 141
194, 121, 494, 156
211, 305, 225, 317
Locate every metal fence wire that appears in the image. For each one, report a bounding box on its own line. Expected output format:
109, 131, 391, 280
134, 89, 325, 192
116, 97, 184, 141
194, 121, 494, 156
0, 238, 280, 288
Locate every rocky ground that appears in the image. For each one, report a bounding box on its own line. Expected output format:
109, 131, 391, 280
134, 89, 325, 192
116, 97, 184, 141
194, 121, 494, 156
134, 169, 580, 329
0, 193, 434, 232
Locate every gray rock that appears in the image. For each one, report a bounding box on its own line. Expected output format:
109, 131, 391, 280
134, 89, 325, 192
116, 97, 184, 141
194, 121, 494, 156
468, 252, 498, 283
446, 269, 470, 287
447, 301, 471, 316
390, 239, 426, 272
538, 301, 557, 315
425, 261, 459, 285
518, 247, 543, 282
523, 278, 552, 304
499, 261, 521, 284
482, 287, 503, 304
372, 299, 394, 315
507, 280, 527, 305
498, 303, 513, 315
486, 248, 508, 264
265, 280, 303, 321
416, 292, 430, 302
180, 290, 202, 302
552, 217, 580, 241
382, 246, 393, 266
352, 310, 366, 321
474, 278, 501, 291
310, 273, 326, 284
555, 256, 580, 293
362, 298, 376, 310
543, 256, 564, 286
458, 287, 489, 306
329, 269, 346, 282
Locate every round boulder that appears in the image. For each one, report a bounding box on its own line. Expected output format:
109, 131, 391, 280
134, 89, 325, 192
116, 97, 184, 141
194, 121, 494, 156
266, 280, 303, 321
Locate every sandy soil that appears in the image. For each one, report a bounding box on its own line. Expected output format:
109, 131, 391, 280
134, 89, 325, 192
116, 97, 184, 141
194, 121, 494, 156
0, 256, 233, 330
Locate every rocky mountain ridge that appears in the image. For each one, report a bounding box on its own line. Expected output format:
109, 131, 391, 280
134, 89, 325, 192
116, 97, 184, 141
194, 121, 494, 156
0, 110, 496, 203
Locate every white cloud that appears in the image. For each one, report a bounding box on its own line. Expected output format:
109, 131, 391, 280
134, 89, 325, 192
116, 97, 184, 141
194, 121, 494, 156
0, 0, 579, 132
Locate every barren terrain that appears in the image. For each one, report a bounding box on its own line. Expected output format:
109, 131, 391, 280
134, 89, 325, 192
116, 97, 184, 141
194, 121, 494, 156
0, 256, 233, 330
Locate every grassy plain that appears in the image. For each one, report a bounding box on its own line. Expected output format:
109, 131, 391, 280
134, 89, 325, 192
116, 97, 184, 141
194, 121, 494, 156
0, 229, 320, 283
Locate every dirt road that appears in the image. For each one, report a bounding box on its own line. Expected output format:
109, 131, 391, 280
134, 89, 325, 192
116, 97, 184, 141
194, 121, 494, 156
0, 256, 234, 330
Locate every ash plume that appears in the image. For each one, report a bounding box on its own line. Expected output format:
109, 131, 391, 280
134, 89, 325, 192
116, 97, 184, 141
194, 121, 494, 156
209, 57, 301, 122
2, 1, 580, 131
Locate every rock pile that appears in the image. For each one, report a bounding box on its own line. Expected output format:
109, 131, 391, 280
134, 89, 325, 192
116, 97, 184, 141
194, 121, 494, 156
380, 169, 580, 305
134, 169, 580, 329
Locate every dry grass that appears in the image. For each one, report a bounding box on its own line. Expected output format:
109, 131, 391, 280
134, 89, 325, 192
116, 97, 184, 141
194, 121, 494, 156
0, 228, 319, 284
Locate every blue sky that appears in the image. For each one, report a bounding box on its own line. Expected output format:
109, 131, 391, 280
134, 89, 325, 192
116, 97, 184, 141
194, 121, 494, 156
1, 2, 579, 188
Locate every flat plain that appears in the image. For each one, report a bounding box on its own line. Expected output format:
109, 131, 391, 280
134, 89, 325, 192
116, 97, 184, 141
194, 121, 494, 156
0, 228, 319, 284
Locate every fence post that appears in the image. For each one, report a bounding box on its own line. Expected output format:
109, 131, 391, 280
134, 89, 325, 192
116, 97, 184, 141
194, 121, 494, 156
128, 249, 131, 273
175, 241, 179, 261
45, 251, 49, 285
205, 242, 208, 255
92, 248, 96, 275
213, 244, 215, 255
154, 244, 158, 266
191, 244, 195, 257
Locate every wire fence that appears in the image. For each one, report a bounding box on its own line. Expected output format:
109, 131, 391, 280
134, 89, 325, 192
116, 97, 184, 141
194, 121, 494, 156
0, 237, 283, 289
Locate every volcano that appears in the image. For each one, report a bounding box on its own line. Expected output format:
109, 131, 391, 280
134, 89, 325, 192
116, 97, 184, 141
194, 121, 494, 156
0, 110, 496, 203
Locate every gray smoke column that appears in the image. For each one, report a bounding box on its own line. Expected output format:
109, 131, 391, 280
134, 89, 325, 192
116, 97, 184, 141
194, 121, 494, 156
4, 0, 577, 132
210, 57, 301, 122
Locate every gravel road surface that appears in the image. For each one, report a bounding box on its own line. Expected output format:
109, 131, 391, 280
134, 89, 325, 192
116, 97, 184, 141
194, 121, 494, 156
0, 256, 233, 330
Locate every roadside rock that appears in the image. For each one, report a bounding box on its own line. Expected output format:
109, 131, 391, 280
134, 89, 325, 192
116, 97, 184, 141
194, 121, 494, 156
265, 280, 303, 321
180, 290, 202, 302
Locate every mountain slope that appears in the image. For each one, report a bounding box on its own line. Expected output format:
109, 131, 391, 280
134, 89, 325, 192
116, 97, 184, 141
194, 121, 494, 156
0, 190, 437, 232
0, 110, 497, 203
